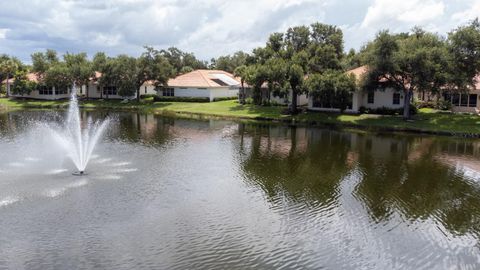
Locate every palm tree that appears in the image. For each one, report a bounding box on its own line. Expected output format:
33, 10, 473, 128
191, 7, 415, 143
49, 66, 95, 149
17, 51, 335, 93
234, 65, 248, 104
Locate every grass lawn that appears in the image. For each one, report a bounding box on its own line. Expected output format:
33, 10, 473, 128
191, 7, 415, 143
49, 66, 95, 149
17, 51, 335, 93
1, 97, 479, 136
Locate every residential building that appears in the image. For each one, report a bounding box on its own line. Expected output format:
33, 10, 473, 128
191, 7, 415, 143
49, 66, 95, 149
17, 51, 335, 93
159, 70, 240, 101
4, 73, 72, 100
242, 82, 309, 106
432, 76, 480, 113
308, 66, 404, 113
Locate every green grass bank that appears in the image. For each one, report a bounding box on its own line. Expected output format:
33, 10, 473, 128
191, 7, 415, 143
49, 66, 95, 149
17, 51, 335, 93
1, 97, 479, 137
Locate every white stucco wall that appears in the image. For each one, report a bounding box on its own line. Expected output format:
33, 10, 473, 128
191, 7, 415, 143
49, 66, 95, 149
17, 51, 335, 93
270, 90, 308, 106
173, 87, 211, 99
140, 84, 157, 96
159, 87, 238, 101
307, 91, 360, 113
9, 86, 71, 100
209, 87, 238, 101
84, 82, 136, 99
308, 88, 403, 113
361, 88, 404, 109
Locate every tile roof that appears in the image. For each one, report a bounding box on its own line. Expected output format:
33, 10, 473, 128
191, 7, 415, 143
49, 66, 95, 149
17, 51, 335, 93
2, 72, 40, 84
346, 65, 368, 80
167, 69, 240, 88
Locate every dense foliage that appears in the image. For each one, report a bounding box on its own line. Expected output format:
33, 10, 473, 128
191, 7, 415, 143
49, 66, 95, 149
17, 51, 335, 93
0, 18, 479, 117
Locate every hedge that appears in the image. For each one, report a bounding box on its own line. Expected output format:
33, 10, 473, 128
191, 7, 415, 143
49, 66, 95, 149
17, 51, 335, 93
140, 94, 158, 99
212, 96, 238, 102
359, 105, 418, 115
153, 96, 210, 102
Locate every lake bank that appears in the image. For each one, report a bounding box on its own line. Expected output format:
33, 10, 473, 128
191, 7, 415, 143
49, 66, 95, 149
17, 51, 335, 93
1, 97, 479, 137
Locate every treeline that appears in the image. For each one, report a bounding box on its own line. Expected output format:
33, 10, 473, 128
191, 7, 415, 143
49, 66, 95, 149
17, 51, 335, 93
233, 19, 480, 117
0, 46, 211, 100
1, 18, 480, 117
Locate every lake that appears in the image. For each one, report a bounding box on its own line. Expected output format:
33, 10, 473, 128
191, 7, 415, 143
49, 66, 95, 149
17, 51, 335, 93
0, 110, 480, 269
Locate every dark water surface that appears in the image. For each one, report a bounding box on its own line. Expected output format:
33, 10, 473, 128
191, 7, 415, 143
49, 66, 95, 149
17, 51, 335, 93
1, 110, 480, 269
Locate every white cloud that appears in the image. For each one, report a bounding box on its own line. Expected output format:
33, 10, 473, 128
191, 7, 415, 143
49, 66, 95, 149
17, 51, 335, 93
0, 0, 476, 62
362, 0, 445, 28
0, 28, 9, 39
451, 0, 480, 24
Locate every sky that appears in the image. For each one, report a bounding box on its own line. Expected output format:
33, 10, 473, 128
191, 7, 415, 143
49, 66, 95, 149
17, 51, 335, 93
0, 0, 479, 63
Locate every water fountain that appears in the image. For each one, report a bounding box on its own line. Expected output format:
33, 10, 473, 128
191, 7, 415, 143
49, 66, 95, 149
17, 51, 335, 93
46, 84, 109, 175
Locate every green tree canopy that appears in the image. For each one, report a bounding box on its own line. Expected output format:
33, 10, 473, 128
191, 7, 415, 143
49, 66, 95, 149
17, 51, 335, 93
306, 71, 357, 112
448, 18, 480, 89
363, 29, 450, 119
11, 69, 37, 96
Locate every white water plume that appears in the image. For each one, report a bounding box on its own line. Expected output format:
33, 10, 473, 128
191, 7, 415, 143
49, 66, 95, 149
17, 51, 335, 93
45, 84, 109, 172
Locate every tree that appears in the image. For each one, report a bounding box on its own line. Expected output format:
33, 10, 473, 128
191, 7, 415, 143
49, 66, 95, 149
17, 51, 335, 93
363, 29, 450, 119
244, 64, 268, 105
113, 55, 138, 98
159, 47, 206, 75
100, 48, 174, 100
234, 65, 248, 104
43, 62, 71, 92
210, 51, 249, 73
287, 63, 304, 113
31, 49, 59, 79
264, 58, 288, 103
306, 71, 357, 112
448, 18, 480, 89
10, 69, 36, 96
0, 56, 21, 97
137, 46, 175, 101
64, 52, 94, 95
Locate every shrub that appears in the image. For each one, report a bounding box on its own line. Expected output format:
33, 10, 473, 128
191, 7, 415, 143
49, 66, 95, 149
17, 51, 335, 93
212, 96, 238, 102
435, 100, 452, 111
359, 105, 417, 115
153, 96, 210, 102
245, 97, 254, 104
415, 100, 436, 109
359, 106, 366, 114
140, 94, 157, 99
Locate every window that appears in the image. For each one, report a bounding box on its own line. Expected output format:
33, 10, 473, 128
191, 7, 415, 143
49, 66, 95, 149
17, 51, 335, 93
211, 79, 228, 86
452, 93, 460, 106
469, 94, 477, 107
367, 91, 374, 104
163, 88, 174, 97
103, 86, 117, 96
55, 87, 68, 95
460, 94, 468, 107
393, 93, 400, 105
38, 85, 53, 95
144, 86, 147, 94
443, 93, 451, 103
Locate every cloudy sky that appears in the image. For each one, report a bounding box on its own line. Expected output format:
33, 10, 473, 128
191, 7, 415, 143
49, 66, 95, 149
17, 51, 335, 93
0, 0, 479, 63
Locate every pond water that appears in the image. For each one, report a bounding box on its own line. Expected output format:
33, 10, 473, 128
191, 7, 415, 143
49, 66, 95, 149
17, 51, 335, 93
1, 110, 480, 269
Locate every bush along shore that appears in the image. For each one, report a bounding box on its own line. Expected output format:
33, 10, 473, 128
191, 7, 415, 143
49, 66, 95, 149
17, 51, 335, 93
1, 98, 479, 137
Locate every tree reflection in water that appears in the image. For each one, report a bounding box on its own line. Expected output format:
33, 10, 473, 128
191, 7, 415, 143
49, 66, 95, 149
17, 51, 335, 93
235, 123, 480, 239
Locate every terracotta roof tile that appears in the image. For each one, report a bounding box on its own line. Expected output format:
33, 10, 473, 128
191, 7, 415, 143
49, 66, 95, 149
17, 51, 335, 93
167, 69, 240, 88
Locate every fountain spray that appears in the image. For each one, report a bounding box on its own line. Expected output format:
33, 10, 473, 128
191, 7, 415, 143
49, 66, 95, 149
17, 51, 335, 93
46, 83, 109, 175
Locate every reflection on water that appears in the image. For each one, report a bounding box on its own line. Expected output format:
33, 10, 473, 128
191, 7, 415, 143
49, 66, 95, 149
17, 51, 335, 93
1, 110, 480, 269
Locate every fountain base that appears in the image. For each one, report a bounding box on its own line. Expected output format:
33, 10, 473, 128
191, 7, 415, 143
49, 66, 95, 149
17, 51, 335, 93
72, 171, 87, 176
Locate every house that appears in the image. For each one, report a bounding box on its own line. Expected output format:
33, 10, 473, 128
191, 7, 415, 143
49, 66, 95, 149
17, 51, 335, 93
4, 73, 72, 100
308, 66, 404, 113
81, 72, 132, 99
436, 75, 480, 113
158, 69, 240, 101
80, 72, 158, 99
242, 82, 309, 106
140, 81, 158, 96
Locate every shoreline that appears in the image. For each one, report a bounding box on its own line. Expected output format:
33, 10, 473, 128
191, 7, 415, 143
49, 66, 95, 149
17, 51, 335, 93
1, 98, 479, 138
